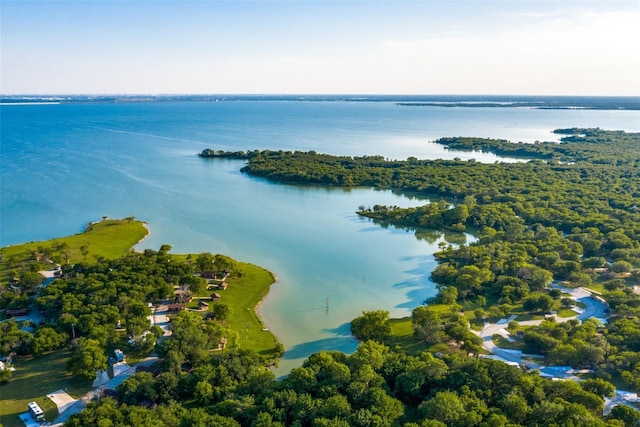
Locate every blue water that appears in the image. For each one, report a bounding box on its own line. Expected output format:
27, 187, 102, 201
2, 101, 638, 374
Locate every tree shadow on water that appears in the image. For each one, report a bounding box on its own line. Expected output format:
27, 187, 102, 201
322, 322, 353, 337
282, 323, 357, 360
393, 255, 438, 310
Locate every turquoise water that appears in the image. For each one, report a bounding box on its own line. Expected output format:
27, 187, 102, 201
2, 101, 638, 374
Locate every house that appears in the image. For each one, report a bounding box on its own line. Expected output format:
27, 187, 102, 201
101, 389, 119, 398
6, 308, 28, 318
174, 289, 192, 303
135, 365, 160, 377
198, 300, 209, 311
218, 282, 228, 290
212, 293, 222, 301
167, 303, 185, 312
200, 271, 216, 279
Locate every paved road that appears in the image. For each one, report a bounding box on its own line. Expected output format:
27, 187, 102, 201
49, 356, 159, 426
475, 285, 640, 415
551, 284, 608, 324
477, 284, 608, 367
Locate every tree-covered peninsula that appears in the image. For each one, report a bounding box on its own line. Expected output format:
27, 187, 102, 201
202, 128, 640, 393
0, 220, 280, 426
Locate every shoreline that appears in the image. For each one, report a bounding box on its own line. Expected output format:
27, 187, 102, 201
126, 222, 282, 358
252, 266, 281, 343
1, 220, 284, 364
135, 221, 151, 248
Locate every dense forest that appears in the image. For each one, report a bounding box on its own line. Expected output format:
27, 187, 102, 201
66, 342, 639, 427
201, 128, 640, 392
7, 247, 637, 426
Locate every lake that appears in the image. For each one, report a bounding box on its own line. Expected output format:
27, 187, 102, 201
1, 100, 638, 374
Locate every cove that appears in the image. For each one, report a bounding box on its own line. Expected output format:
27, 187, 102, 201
129, 157, 466, 375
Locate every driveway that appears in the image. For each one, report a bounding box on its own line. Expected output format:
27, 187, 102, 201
152, 305, 172, 336
50, 356, 160, 425
551, 284, 608, 324
47, 390, 77, 414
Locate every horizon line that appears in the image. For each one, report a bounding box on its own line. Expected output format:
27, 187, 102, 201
2, 93, 640, 98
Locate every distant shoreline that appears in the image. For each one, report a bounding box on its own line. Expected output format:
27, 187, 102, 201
1, 94, 638, 110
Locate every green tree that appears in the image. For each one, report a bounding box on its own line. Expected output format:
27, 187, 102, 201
159, 311, 213, 368
67, 338, 108, 380
117, 372, 157, 405
194, 380, 214, 405
195, 252, 215, 273
609, 404, 640, 427
19, 271, 44, 291
440, 286, 458, 305
350, 310, 391, 342
32, 326, 67, 355
0, 366, 12, 384
581, 378, 615, 398
188, 277, 208, 296
211, 303, 232, 323
411, 306, 442, 345
523, 294, 556, 313
612, 260, 633, 274
419, 390, 466, 426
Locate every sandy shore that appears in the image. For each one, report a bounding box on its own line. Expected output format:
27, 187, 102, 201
137, 222, 151, 246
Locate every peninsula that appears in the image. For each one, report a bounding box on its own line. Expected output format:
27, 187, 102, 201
0, 218, 280, 426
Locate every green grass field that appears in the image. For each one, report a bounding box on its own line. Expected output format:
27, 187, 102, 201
1, 218, 148, 282
493, 335, 525, 351
556, 308, 578, 318
0, 350, 93, 427
383, 317, 426, 355
169, 255, 280, 358
213, 262, 280, 358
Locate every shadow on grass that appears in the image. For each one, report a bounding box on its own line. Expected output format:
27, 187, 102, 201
383, 318, 429, 355
0, 349, 92, 427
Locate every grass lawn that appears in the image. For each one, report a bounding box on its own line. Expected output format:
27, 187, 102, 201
515, 313, 544, 322
1, 218, 148, 282
210, 262, 280, 359
0, 350, 93, 427
422, 303, 455, 315
383, 317, 427, 355
556, 308, 578, 318
584, 282, 606, 294
382, 317, 459, 356
493, 335, 525, 351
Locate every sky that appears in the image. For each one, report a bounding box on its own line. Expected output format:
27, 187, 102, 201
1, 0, 639, 96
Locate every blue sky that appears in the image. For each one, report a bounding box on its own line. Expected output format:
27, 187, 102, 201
1, 1, 639, 95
